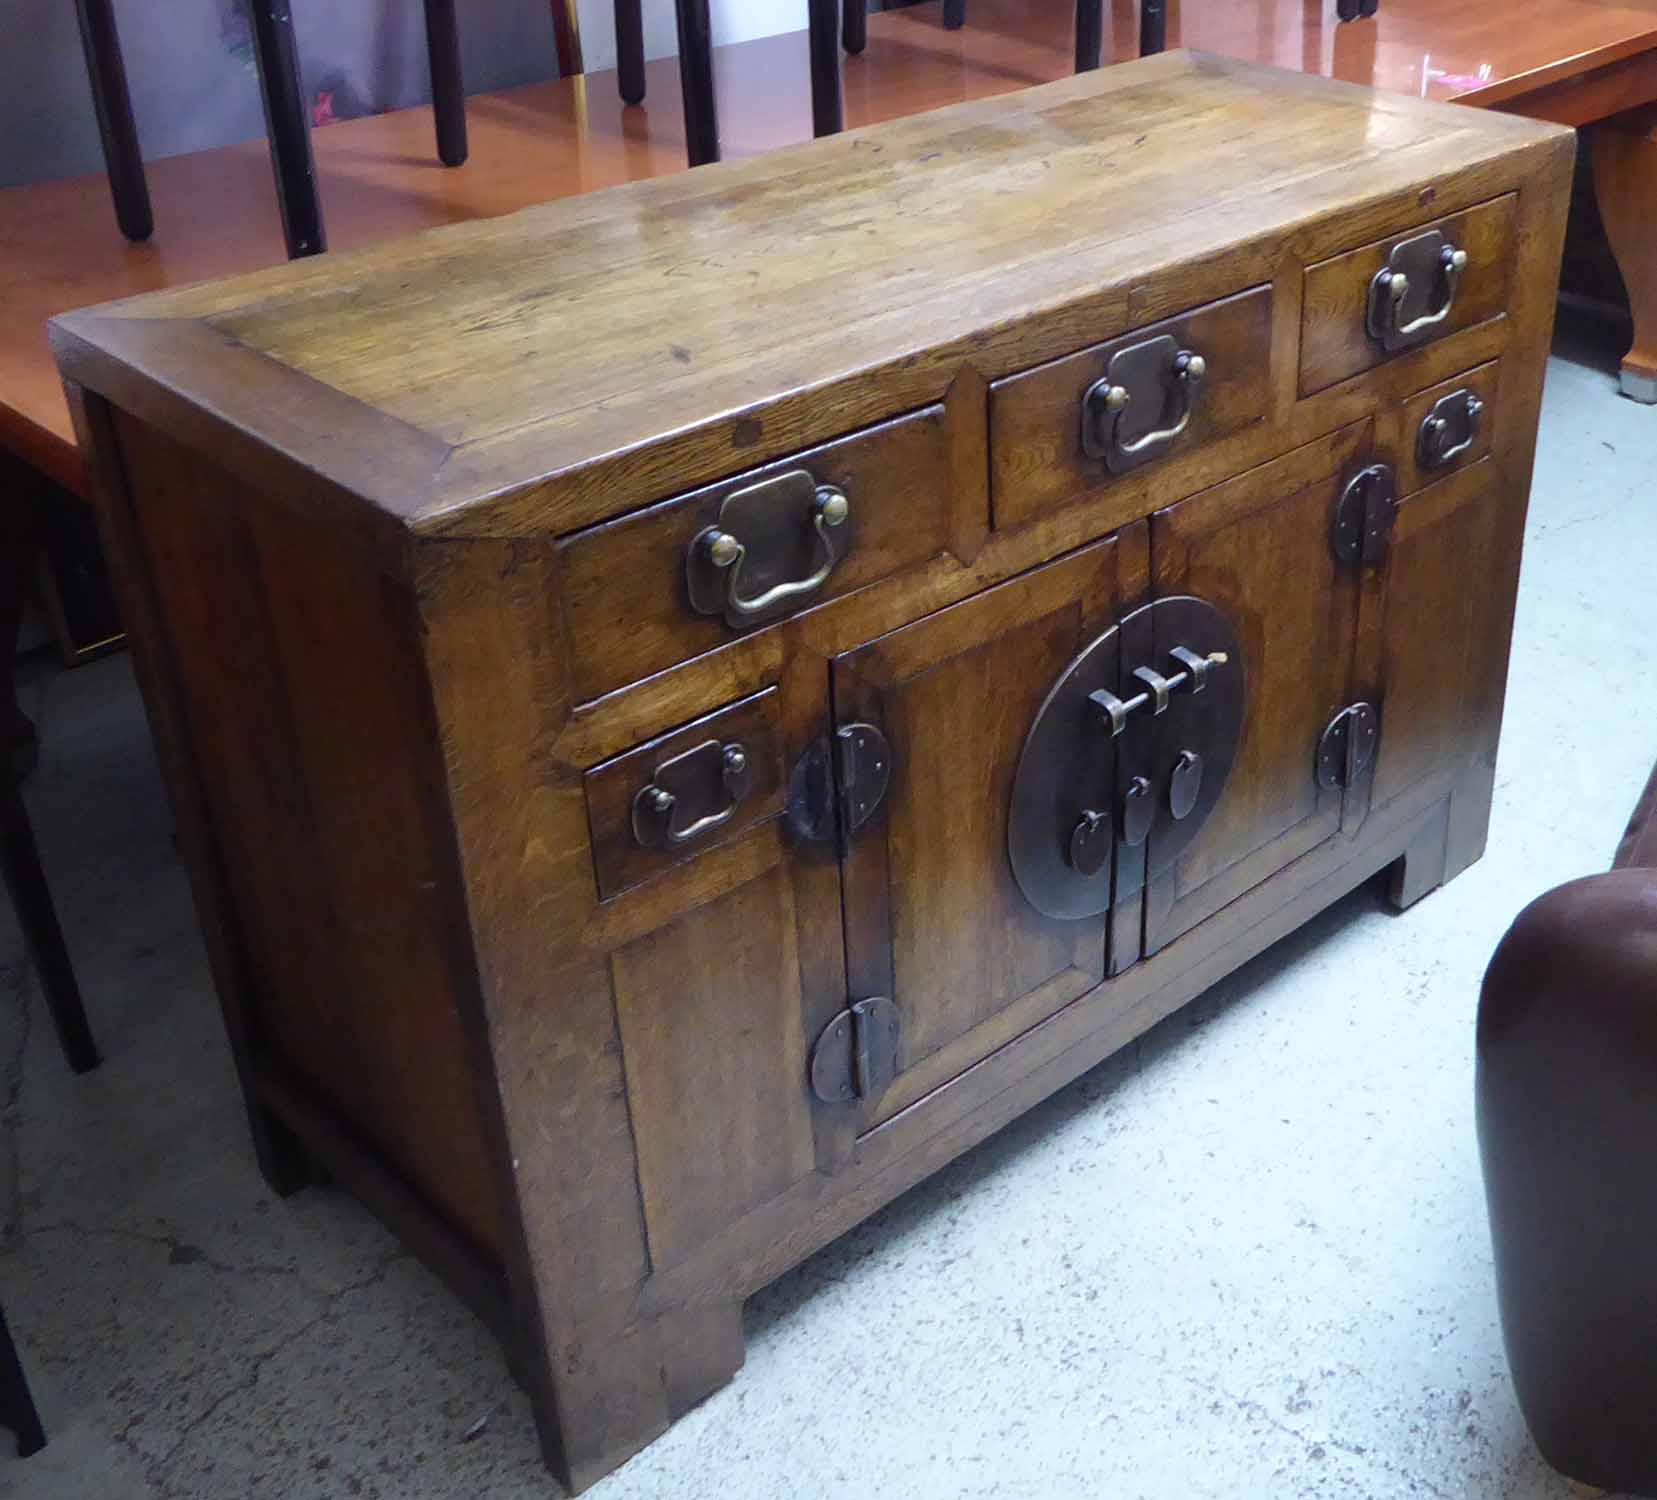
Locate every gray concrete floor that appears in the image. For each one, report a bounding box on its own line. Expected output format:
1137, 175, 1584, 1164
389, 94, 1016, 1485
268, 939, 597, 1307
2, 325, 1654, 1500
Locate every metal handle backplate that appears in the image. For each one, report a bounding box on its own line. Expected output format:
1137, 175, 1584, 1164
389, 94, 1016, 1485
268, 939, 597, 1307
1417, 389, 1484, 470
1082, 335, 1207, 475
632, 738, 752, 850
686, 469, 850, 628
1367, 230, 1468, 352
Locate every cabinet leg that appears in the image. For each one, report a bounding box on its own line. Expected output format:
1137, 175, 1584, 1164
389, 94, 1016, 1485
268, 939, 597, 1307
1592, 110, 1657, 404
1387, 799, 1451, 911
537, 1298, 745, 1494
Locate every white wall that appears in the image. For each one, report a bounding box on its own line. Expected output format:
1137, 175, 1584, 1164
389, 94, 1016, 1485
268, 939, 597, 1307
575, 0, 810, 71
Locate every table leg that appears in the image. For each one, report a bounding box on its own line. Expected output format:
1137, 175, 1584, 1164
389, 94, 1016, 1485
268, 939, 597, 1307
0, 1304, 45, 1459
73, 0, 153, 243
422, 0, 469, 167
810, 0, 844, 137
1593, 109, 1657, 404
675, 0, 719, 166
247, 1, 326, 259
616, 0, 646, 105
842, 0, 867, 55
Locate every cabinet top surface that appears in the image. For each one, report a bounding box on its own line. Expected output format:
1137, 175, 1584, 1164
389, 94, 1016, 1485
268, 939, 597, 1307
52, 50, 1567, 541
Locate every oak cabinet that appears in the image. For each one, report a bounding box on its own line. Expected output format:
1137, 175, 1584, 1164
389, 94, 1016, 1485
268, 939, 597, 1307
53, 52, 1571, 1493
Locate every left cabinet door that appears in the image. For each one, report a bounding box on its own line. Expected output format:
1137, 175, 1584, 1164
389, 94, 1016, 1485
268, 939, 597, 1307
830, 537, 1132, 1131
586, 681, 848, 1273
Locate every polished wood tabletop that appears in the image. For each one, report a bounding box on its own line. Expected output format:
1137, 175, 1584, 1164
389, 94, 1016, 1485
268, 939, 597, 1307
8, 0, 1657, 495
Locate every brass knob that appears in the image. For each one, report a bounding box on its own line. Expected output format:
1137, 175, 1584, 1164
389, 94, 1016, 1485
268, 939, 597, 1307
723, 745, 748, 776
1181, 353, 1206, 382
704, 529, 742, 568
1448, 247, 1468, 273
816, 488, 850, 527
645, 786, 675, 814
1101, 383, 1132, 413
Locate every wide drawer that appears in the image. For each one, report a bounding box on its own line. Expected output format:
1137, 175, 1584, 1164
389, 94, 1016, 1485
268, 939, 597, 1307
556, 406, 955, 702
1299, 194, 1515, 396
990, 286, 1272, 531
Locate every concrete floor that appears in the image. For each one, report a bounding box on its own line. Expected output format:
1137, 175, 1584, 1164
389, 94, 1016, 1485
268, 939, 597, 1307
2, 325, 1653, 1500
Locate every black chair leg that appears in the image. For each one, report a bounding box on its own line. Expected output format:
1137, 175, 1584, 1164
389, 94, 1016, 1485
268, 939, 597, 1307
423, 0, 468, 166
675, 0, 719, 166
1140, 0, 1168, 55
247, 1, 325, 259
1, 780, 98, 1077
617, 0, 647, 105
1076, 0, 1104, 70
0, 1305, 45, 1459
810, 0, 844, 137
842, 0, 867, 55
943, 0, 967, 29
73, 0, 153, 243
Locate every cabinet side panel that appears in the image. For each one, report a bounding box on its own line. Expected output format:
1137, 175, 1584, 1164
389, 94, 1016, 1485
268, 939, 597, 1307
113, 412, 506, 1261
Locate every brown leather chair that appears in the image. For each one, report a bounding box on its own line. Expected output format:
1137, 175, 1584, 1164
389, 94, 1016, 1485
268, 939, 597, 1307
1478, 762, 1657, 1497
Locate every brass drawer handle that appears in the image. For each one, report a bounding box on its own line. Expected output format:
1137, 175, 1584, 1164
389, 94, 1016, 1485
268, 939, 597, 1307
686, 469, 851, 628
1417, 389, 1484, 470
632, 739, 752, 850
1082, 338, 1206, 474
1367, 230, 1468, 351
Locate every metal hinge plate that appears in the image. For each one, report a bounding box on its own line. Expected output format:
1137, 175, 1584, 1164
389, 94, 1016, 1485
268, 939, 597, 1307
786, 721, 892, 849
1331, 464, 1397, 569
809, 996, 901, 1104
1316, 702, 1380, 790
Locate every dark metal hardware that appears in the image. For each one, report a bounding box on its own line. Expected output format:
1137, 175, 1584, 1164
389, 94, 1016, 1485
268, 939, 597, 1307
1316, 702, 1381, 791
1169, 750, 1203, 820
810, 995, 901, 1104
1082, 336, 1207, 474
1009, 595, 1243, 921
1418, 389, 1484, 471
687, 470, 851, 629
632, 739, 752, 850
1367, 230, 1468, 352
1069, 809, 1112, 876
1331, 464, 1397, 569
1121, 776, 1154, 847
787, 722, 892, 848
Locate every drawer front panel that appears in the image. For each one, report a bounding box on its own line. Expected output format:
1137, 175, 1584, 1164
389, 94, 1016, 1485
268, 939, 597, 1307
1299, 194, 1515, 396
990, 286, 1272, 530
584, 689, 785, 900
1393, 360, 1498, 497
558, 407, 954, 702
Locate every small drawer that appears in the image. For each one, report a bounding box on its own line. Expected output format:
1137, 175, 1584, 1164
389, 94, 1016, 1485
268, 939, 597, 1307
990, 285, 1272, 531
557, 407, 954, 702
585, 689, 785, 900
1394, 360, 1498, 496
1299, 194, 1515, 396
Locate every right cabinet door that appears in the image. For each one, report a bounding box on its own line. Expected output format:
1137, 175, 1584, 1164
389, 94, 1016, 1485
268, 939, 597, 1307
1142, 426, 1368, 953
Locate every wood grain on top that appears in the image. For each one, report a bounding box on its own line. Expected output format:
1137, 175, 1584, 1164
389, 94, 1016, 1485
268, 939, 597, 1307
51, 50, 1566, 538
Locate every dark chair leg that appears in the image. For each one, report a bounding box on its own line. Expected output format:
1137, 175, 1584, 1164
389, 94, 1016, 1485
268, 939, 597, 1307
1, 780, 99, 1077
675, 0, 719, 166
423, 0, 468, 166
1076, 0, 1104, 70
616, 0, 646, 104
943, 0, 966, 29
810, 0, 844, 137
0, 1305, 45, 1459
247, 1, 325, 259
1140, 0, 1168, 55
842, 0, 867, 55
73, 0, 153, 243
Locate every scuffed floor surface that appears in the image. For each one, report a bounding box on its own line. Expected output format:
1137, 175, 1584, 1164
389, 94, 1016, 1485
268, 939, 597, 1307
2, 333, 1653, 1499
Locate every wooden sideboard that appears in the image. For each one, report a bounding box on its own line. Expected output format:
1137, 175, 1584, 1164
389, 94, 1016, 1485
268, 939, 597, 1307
50, 51, 1570, 1492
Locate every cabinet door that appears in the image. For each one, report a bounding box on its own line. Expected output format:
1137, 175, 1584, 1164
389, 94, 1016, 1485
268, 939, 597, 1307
833, 538, 1130, 1127
1143, 428, 1367, 953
